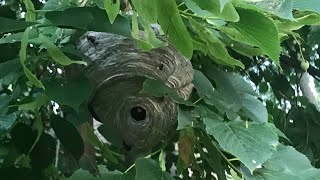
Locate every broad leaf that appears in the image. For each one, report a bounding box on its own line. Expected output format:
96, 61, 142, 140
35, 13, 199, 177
192, 70, 215, 99
19, 94, 49, 111
69, 165, 133, 180
19, 27, 45, 89
132, 0, 157, 23
86, 124, 118, 163
240, 94, 268, 123
131, 12, 153, 51
189, 18, 244, 68
229, 8, 280, 64
219, 0, 231, 12
203, 113, 278, 172
156, 0, 193, 59
51, 115, 84, 160
39, 34, 87, 66
244, 145, 320, 180
0, 111, 17, 137
177, 107, 196, 130
135, 158, 174, 180
44, 76, 93, 111
45, 7, 131, 37
141, 79, 194, 106
205, 68, 256, 106
103, 0, 120, 24
23, 0, 36, 22
0, 30, 39, 44
0, 17, 36, 33
0, 60, 20, 79
186, 0, 239, 22
293, 0, 320, 13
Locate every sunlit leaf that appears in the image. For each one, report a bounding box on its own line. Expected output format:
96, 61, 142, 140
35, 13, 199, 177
23, 0, 36, 22
156, 0, 193, 59
103, 0, 120, 24
229, 8, 280, 64
132, 0, 157, 23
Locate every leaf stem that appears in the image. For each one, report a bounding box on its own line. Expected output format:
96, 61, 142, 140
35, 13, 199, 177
200, 131, 243, 176
124, 163, 135, 173
179, 10, 218, 20
228, 158, 240, 162
179, 10, 205, 19
177, 2, 185, 8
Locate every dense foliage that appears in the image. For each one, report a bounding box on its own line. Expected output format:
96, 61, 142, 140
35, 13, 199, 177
0, 0, 320, 179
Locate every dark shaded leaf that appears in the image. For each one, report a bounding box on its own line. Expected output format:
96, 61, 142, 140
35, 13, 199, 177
135, 158, 174, 180
44, 7, 131, 37
44, 76, 93, 111
51, 115, 84, 160
0, 17, 36, 33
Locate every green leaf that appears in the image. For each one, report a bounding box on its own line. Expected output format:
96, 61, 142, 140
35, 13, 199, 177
19, 27, 45, 89
247, 0, 294, 20
39, 34, 87, 66
203, 114, 278, 172
44, 76, 93, 111
0, 111, 17, 137
240, 94, 268, 123
192, 70, 215, 99
205, 68, 256, 106
28, 112, 43, 154
23, 0, 36, 22
19, 94, 49, 111
185, 0, 239, 22
103, 0, 120, 24
183, 0, 212, 17
277, 12, 320, 34
219, 0, 231, 12
0, 30, 39, 44
141, 79, 194, 106
51, 115, 84, 160
159, 150, 166, 171
0, 60, 20, 79
135, 158, 174, 180
86, 124, 119, 164
177, 106, 196, 130
229, 8, 280, 64
244, 145, 320, 180
0, 17, 37, 33
156, 0, 193, 59
192, 39, 208, 54
132, 0, 157, 23
44, 7, 131, 37
131, 12, 153, 51
189, 18, 244, 68
69, 165, 134, 180
293, 0, 320, 13
14, 154, 31, 168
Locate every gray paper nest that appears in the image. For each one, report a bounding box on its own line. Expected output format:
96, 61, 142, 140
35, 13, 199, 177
77, 32, 194, 156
